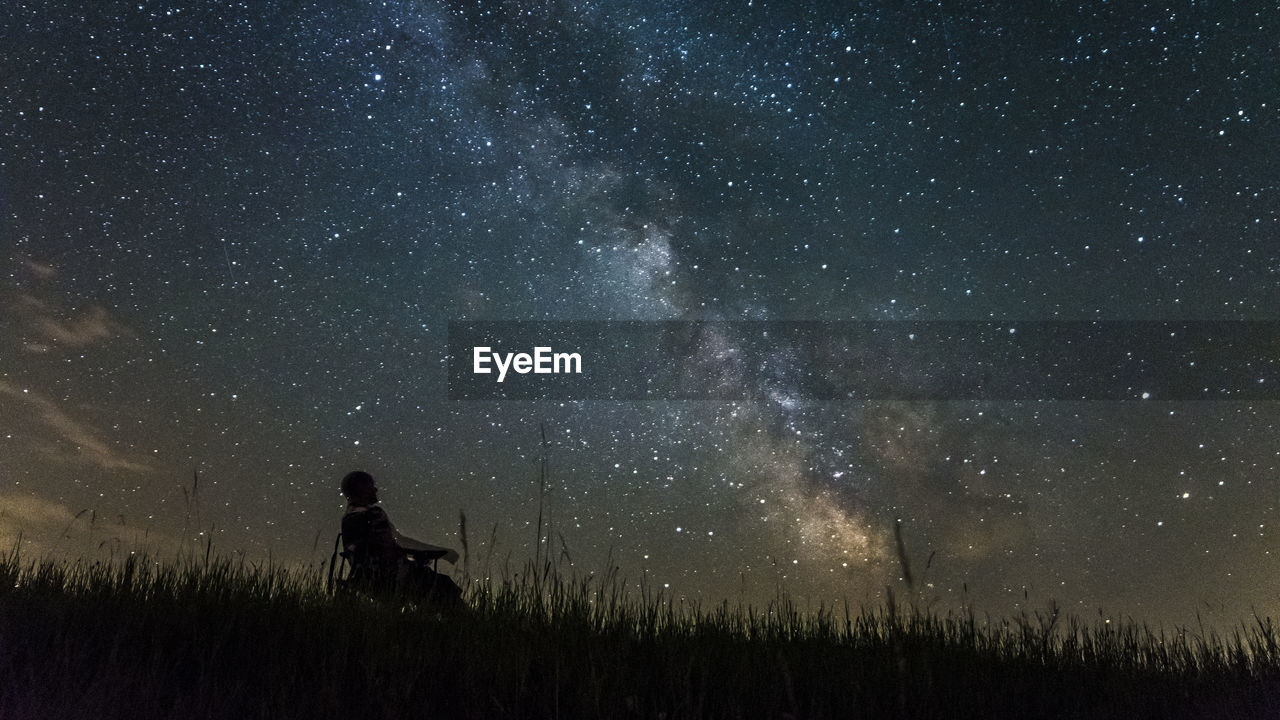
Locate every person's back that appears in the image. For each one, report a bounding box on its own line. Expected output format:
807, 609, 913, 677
340, 500, 399, 591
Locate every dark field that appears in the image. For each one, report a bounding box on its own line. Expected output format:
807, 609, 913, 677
1, 551, 1276, 719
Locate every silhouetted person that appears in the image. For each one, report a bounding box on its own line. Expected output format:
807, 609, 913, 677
340, 470, 463, 606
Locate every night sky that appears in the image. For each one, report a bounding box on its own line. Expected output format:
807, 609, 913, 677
2, 1, 1278, 629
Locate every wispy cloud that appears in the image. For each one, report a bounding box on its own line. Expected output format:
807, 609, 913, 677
19, 256, 56, 279
0, 492, 170, 558
16, 294, 119, 349
0, 381, 153, 473
8, 256, 133, 352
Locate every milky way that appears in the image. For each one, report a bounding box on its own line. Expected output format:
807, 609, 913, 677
1, 1, 1277, 628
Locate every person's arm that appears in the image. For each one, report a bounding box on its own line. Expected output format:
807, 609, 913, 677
392, 526, 460, 564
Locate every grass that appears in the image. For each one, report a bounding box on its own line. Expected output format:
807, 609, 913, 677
0, 548, 1278, 719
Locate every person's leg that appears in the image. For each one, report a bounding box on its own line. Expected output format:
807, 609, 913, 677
407, 565, 463, 607
429, 571, 464, 606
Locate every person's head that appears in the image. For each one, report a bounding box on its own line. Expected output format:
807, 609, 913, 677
341, 470, 378, 505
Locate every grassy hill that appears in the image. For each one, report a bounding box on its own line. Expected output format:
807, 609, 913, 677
0, 550, 1276, 719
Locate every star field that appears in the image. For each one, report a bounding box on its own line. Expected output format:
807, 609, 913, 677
1, 0, 1278, 628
